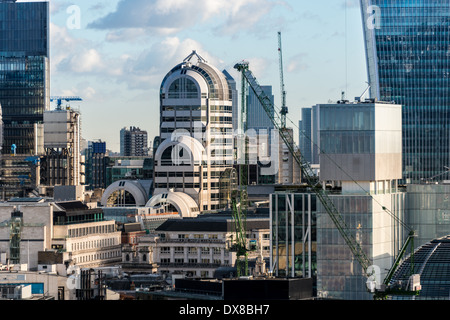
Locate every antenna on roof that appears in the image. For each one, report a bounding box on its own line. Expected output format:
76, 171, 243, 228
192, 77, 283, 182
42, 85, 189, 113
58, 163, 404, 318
183, 50, 207, 63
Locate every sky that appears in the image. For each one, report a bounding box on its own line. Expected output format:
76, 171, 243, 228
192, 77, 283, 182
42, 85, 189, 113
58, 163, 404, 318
25, 0, 368, 153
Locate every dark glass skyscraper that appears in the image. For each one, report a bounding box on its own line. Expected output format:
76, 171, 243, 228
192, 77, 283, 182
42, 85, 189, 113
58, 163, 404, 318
0, 0, 49, 155
360, 0, 450, 183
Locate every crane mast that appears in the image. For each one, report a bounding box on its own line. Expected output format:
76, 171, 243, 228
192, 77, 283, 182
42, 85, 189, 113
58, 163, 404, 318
233, 61, 420, 299
278, 31, 288, 128
230, 63, 250, 277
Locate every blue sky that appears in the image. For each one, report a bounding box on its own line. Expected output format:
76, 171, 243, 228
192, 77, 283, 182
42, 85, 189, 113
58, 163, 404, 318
31, 0, 367, 152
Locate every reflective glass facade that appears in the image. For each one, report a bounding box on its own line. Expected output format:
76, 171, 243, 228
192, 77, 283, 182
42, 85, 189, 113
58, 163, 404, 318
316, 192, 406, 300
406, 184, 450, 248
391, 235, 450, 300
361, 0, 450, 183
270, 193, 316, 282
0, 1, 49, 155
320, 104, 375, 155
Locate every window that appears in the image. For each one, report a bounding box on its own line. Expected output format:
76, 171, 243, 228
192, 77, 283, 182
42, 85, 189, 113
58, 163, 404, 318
168, 78, 199, 99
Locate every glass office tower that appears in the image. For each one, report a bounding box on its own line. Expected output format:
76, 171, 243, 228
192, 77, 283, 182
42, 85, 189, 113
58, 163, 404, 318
0, 0, 50, 155
360, 0, 450, 183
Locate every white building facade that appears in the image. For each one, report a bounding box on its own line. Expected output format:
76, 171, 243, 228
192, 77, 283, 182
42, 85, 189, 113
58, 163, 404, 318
0, 199, 121, 270
154, 51, 236, 212
316, 101, 406, 300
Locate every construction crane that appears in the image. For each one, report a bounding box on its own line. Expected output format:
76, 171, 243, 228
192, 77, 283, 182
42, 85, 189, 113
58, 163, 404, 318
233, 61, 420, 300
278, 31, 288, 128
50, 96, 83, 110
230, 63, 250, 277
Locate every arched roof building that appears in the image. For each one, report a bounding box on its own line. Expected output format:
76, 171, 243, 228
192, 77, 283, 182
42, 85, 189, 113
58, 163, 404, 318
101, 180, 149, 207
146, 191, 200, 218
156, 51, 235, 212
390, 235, 450, 300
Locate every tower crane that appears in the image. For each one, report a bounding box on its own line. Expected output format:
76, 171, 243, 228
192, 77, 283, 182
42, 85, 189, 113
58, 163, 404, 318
230, 61, 250, 277
50, 96, 83, 110
278, 31, 288, 128
233, 61, 421, 300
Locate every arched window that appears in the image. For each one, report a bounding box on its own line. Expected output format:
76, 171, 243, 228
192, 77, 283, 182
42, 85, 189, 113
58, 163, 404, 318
161, 145, 192, 166
168, 77, 199, 99
107, 190, 136, 207
142, 254, 147, 263
126, 254, 130, 262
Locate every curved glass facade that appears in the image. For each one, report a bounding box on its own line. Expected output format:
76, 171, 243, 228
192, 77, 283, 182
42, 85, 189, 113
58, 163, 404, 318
391, 235, 450, 300
361, 0, 450, 183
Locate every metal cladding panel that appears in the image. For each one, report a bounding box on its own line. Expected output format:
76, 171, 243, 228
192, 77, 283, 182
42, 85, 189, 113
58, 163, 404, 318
43, 110, 71, 148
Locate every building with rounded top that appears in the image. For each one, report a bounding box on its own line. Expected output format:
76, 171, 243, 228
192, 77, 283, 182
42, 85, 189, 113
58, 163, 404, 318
390, 235, 450, 300
145, 191, 200, 218
153, 135, 204, 206
101, 180, 149, 207
155, 51, 236, 212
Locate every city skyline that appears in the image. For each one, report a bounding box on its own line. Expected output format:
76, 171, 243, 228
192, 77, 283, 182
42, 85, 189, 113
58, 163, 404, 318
42, 0, 367, 153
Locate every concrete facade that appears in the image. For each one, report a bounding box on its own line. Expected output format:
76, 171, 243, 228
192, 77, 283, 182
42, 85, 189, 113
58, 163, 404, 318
0, 199, 121, 271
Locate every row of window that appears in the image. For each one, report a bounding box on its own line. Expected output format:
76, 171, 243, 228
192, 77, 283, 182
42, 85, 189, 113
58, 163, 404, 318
160, 258, 228, 265
67, 224, 116, 238
162, 105, 207, 111
72, 249, 121, 265
162, 116, 203, 122
155, 171, 200, 177
154, 183, 200, 189
69, 237, 119, 251
161, 246, 224, 254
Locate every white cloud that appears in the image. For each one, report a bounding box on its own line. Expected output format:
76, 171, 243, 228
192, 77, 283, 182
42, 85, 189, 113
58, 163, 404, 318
50, 22, 123, 77
244, 57, 272, 80
69, 49, 104, 73
88, 0, 281, 39
120, 37, 223, 90
286, 53, 309, 73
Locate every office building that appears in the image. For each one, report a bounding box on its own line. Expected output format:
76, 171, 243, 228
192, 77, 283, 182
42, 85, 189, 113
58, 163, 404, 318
360, 0, 450, 183
105, 156, 153, 187
0, 1, 49, 198
0, 1, 50, 155
0, 104, 2, 156
271, 101, 407, 299
247, 85, 274, 131
222, 70, 239, 133
40, 107, 84, 186
405, 183, 450, 249
270, 193, 316, 280
154, 51, 234, 212
299, 107, 312, 163
0, 198, 121, 270
319, 101, 406, 299
153, 213, 270, 279
389, 235, 450, 300
120, 126, 148, 157
84, 140, 108, 190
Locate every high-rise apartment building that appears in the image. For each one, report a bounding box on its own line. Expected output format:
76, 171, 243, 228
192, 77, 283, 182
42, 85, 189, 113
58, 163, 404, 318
360, 0, 450, 183
0, 0, 50, 155
120, 126, 148, 157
